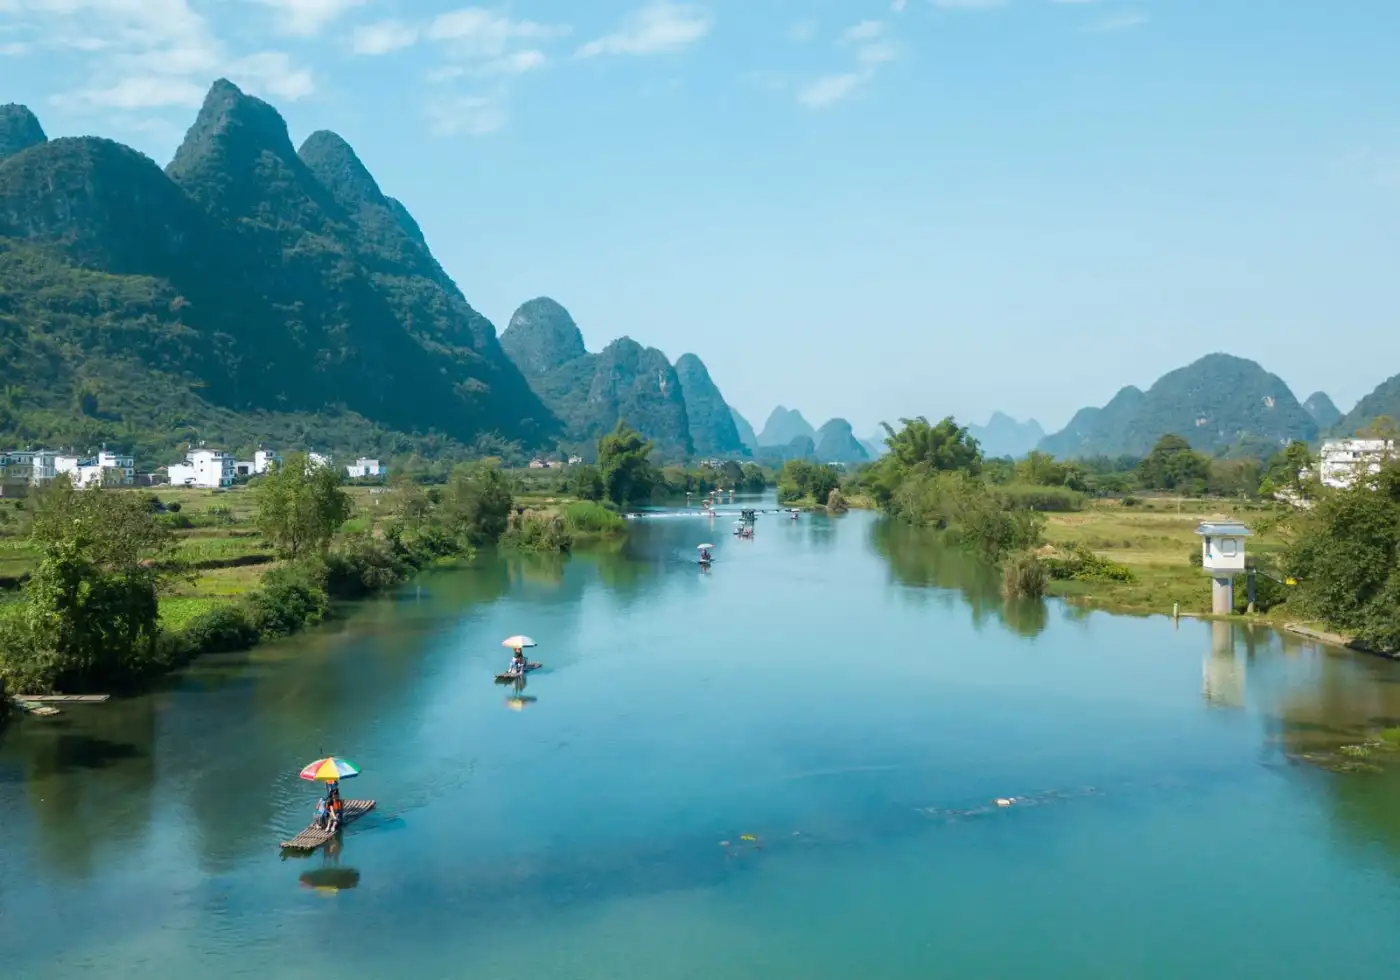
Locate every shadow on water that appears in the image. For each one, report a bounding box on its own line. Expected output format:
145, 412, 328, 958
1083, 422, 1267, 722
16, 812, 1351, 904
867, 518, 1048, 639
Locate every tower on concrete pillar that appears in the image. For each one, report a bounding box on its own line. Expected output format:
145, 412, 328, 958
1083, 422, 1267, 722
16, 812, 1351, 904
1196, 519, 1251, 616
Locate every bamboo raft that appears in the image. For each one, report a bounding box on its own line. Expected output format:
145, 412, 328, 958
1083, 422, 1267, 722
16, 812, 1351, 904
279, 800, 376, 851
13, 694, 111, 702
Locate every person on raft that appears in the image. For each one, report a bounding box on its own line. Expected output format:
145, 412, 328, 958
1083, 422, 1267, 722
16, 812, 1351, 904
507, 648, 528, 676
700, 548, 712, 563
318, 779, 342, 832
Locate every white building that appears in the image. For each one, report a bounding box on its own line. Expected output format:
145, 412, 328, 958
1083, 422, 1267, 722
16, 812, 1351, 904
168, 448, 235, 488
308, 452, 332, 471
6, 450, 58, 485
255, 449, 281, 474
1317, 438, 1398, 489
97, 450, 135, 485
346, 457, 386, 479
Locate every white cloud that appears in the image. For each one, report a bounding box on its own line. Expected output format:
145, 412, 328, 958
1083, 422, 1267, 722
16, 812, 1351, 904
352, 19, 419, 55
891, 0, 908, 11
1, 41, 31, 55
426, 92, 507, 136
798, 72, 863, 108
428, 7, 568, 58
841, 20, 885, 43
226, 51, 315, 100
796, 16, 900, 110
930, 0, 1007, 9
789, 19, 817, 43
253, 0, 365, 38
17, 0, 318, 120
576, 1, 711, 58
53, 75, 207, 110
1083, 11, 1147, 32
481, 48, 547, 75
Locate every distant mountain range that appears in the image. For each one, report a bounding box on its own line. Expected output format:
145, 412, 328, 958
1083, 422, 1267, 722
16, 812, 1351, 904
967, 413, 1045, 459
499, 298, 747, 460
1033, 353, 1400, 459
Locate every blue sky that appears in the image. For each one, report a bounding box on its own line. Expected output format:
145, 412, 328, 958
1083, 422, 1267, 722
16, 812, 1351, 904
4, 1, 1399, 436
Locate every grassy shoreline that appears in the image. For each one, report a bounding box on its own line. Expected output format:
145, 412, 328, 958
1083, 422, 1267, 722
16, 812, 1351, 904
1039, 496, 1291, 620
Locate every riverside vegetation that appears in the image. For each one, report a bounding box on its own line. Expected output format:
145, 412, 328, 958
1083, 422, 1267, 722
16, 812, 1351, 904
848, 416, 1400, 653
0, 423, 774, 696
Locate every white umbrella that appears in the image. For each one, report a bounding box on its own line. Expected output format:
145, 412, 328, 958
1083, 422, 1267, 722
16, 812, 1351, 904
502, 635, 537, 649
697, 544, 714, 550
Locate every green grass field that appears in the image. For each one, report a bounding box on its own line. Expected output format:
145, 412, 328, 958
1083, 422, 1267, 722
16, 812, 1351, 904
1043, 496, 1290, 617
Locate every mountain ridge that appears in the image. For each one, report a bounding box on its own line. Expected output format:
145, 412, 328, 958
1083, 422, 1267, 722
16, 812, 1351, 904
0, 79, 558, 462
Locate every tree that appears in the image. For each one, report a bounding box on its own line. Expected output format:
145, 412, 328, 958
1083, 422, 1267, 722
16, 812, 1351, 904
1015, 451, 1070, 487
1, 476, 177, 692
387, 474, 430, 530
597, 421, 657, 506
443, 461, 514, 546
1260, 440, 1314, 498
880, 416, 982, 475
777, 459, 840, 503
1284, 459, 1400, 651
565, 464, 605, 502
256, 452, 352, 559
1137, 434, 1210, 493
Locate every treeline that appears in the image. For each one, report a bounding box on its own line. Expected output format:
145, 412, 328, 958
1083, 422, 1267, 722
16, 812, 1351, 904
0, 450, 627, 695
1275, 458, 1400, 652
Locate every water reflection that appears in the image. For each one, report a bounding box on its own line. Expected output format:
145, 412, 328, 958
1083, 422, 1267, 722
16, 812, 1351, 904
1203, 621, 1246, 709
868, 519, 1046, 639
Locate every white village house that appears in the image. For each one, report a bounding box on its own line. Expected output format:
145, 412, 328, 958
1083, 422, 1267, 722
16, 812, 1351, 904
168, 448, 235, 489
1315, 438, 1399, 489
346, 457, 385, 479
234, 449, 282, 478
54, 449, 135, 487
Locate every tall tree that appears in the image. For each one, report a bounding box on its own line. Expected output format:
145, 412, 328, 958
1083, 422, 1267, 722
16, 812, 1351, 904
880, 416, 983, 474
256, 452, 352, 559
443, 461, 514, 545
1137, 434, 1210, 492
598, 421, 657, 506
2, 476, 177, 692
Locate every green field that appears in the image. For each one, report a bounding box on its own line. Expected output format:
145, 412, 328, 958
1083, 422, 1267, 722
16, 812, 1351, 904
1042, 496, 1290, 618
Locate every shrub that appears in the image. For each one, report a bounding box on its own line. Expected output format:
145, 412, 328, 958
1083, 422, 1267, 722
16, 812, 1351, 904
563, 500, 625, 535
166, 501, 181, 513
1189, 549, 1203, 568
998, 484, 1085, 512
248, 564, 329, 636
826, 488, 849, 514
1002, 551, 1048, 598
157, 513, 193, 530
323, 534, 407, 599
503, 511, 572, 553
1234, 570, 1288, 614
1121, 496, 1140, 507
1043, 545, 1135, 583
180, 605, 261, 654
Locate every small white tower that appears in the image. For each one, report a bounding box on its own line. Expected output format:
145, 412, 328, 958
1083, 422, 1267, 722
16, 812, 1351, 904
1195, 519, 1251, 615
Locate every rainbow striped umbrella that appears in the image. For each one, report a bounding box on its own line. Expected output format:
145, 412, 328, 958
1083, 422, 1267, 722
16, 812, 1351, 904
298, 757, 360, 782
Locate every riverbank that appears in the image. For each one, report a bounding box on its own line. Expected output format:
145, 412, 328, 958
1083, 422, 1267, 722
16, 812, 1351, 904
0, 480, 626, 698
1040, 496, 1290, 620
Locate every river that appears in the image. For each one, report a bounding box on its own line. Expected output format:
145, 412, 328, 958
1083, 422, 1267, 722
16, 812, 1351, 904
3, 497, 1400, 978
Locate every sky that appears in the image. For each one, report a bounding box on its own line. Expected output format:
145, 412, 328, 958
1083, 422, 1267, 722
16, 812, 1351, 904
3, 0, 1399, 437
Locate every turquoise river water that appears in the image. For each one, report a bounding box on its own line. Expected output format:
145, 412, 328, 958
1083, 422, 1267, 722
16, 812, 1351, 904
4, 496, 1400, 978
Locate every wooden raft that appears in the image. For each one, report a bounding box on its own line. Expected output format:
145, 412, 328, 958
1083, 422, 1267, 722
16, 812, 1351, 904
13, 694, 111, 703
279, 799, 376, 851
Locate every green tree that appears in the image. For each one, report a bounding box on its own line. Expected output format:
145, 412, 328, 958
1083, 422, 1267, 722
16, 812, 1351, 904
597, 421, 658, 506
387, 474, 431, 530
1015, 451, 1070, 487
443, 461, 514, 546
256, 452, 352, 559
1284, 459, 1400, 650
777, 459, 840, 504
565, 463, 605, 502
1, 477, 177, 692
880, 416, 982, 474
1137, 434, 1210, 493
1260, 440, 1314, 498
